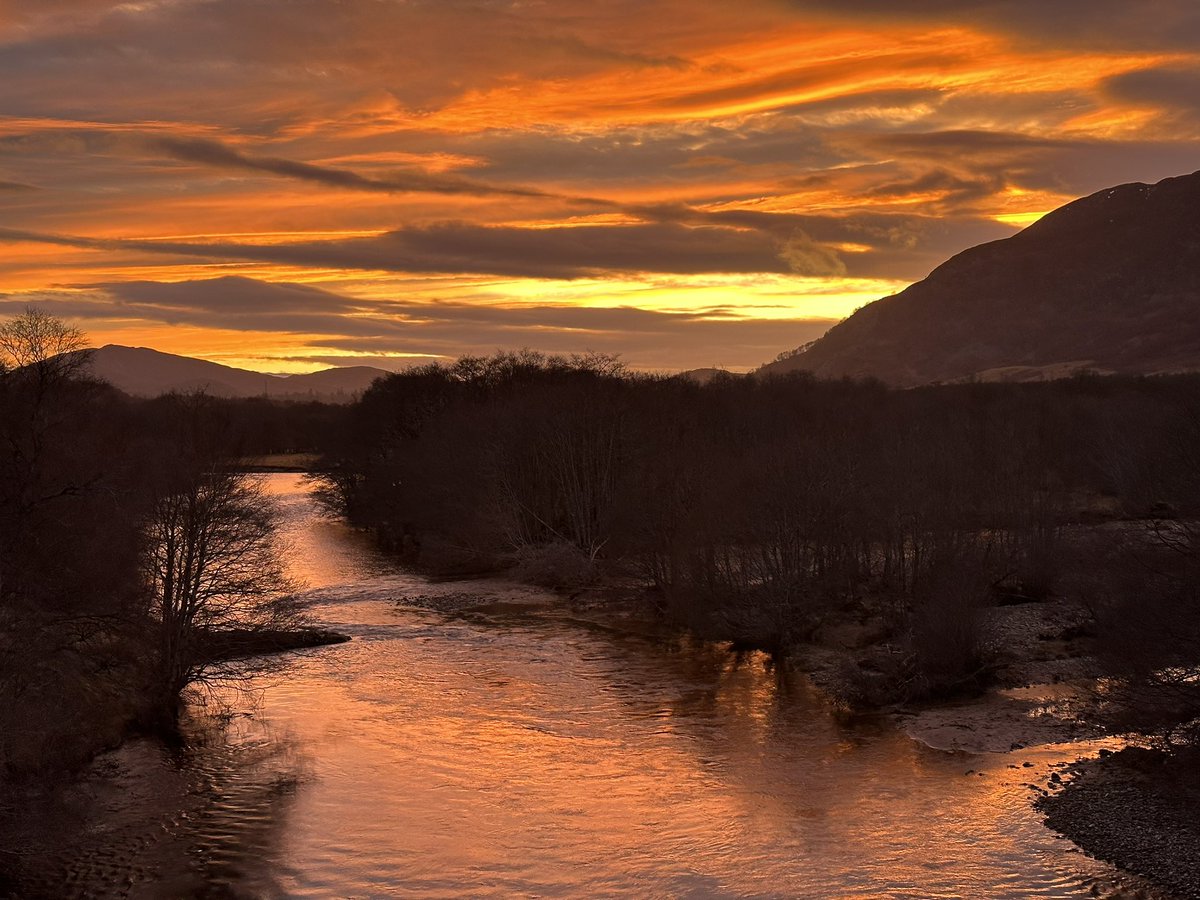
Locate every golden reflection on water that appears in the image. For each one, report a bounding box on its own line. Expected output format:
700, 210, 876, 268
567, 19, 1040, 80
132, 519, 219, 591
205, 475, 1148, 899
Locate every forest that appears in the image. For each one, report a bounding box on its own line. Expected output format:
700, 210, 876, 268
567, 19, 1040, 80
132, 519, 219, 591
313, 349, 1200, 745
3, 316, 1200, 786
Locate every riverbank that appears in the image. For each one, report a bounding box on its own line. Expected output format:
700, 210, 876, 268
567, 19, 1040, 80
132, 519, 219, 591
582, 584, 1200, 898
418, 574, 1109, 752
414, 573, 1193, 897
498, 578, 1104, 752
1039, 748, 1200, 899
197, 626, 350, 661
821, 595, 1105, 754
0, 625, 348, 789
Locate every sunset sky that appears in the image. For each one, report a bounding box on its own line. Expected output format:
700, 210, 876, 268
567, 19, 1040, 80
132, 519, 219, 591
2, 1, 1199, 372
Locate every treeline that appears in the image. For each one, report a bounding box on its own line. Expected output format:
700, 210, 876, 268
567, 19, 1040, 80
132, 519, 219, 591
217, 395, 350, 458
0, 312, 345, 779
314, 350, 1200, 741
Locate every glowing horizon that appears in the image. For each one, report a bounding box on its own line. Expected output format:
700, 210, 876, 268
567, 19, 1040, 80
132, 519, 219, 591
2, 1, 1198, 372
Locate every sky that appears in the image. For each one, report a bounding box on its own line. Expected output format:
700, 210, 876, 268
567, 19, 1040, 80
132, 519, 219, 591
1, 1, 1199, 373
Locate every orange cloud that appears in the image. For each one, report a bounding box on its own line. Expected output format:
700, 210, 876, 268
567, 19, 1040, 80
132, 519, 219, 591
1, 1, 1198, 370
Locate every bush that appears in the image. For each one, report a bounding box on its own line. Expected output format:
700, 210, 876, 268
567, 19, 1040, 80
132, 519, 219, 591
1085, 524, 1200, 747
906, 553, 992, 700
510, 541, 598, 589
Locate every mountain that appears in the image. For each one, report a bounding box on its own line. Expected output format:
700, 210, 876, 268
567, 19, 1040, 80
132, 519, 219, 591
761, 170, 1200, 386
83, 345, 388, 401
677, 367, 739, 385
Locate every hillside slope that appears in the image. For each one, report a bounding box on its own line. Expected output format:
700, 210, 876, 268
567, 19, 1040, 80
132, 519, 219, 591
762, 170, 1200, 386
84, 345, 388, 401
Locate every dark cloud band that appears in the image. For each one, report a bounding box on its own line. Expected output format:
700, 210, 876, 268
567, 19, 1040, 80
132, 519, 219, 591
153, 136, 579, 201
0, 275, 837, 370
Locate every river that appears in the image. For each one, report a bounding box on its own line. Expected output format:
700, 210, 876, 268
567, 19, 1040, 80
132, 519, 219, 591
6, 474, 1154, 898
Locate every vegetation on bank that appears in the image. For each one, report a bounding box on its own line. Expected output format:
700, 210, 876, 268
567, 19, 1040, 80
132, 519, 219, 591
0, 311, 347, 779
5, 309, 1199, 803
310, 349, 1200, 746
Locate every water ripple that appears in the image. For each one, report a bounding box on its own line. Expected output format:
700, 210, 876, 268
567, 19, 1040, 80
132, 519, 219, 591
6, 474, 1161, 899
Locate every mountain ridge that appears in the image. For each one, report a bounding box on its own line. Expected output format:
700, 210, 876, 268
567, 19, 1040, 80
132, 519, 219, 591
761, 170, 1200, 386
82, 344, 389, 401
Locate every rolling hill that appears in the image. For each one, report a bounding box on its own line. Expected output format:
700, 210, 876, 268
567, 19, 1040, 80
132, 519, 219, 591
761, 170, 1200, 386
83, 345, 389, 401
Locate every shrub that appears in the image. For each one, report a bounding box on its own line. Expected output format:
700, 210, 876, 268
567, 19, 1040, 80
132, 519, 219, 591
510, 541, 598, 589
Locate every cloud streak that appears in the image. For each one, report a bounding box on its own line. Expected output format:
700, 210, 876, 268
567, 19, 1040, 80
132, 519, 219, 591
0, 276, 837, 370
0, 221, 816, 279
153, 136, 581, 201
2, 0, 1199, 370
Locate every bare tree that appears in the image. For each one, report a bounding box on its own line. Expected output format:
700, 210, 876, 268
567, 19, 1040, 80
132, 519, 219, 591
0, 311, 148, 773
144, 468, 298, 714
140, 394, 299, 717
0, 306, 90, 380
0, 309, 97, 603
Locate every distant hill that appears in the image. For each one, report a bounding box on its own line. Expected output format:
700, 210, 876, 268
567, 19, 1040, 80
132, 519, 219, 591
82, 345, 388, 401
677, 367, 739, 385
760, 170, 1200, 386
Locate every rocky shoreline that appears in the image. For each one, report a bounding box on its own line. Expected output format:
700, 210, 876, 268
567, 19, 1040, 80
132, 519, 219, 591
427, 578, 1196, 898
1038, 748, 1200, 900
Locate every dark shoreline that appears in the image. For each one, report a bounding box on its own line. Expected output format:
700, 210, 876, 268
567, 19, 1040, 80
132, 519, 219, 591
0, 627, 349, 785
313, 548, 1199, 900
1038, 748, 1200, 900
562, 581, 1200, 898
196, 627, 351, 662
4, 572, 1190, 899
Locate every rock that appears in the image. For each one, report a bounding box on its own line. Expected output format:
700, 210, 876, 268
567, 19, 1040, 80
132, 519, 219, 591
1037, 751, 1200, 899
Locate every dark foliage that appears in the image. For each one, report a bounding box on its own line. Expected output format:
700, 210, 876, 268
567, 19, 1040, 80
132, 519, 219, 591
312, 354, 1200, 727
0, 314, 347, 778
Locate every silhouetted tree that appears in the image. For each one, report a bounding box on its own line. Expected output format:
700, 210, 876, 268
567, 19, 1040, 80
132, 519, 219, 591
0, 311, 149, 774
144, 469, 295, 714
140, 394, 297, 718
0, 306, 89, 379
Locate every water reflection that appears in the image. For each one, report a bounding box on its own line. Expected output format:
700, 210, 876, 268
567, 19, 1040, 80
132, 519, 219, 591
2, 711, 301, 899
9, 474, 1155, 898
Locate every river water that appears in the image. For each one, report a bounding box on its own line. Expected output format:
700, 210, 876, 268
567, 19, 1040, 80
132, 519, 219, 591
7, 474, 1153, 898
